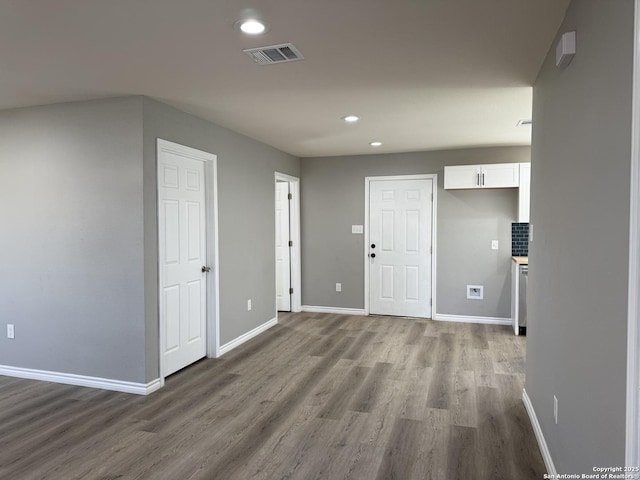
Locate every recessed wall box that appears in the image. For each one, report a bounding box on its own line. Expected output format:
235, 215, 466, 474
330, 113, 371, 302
467, 285, 484, 300
556, 31, 576, 68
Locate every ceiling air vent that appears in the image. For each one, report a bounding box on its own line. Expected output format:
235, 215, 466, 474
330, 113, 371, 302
243, 43, 304, 65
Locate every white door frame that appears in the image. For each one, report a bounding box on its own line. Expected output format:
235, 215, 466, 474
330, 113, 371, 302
274, 172, 301, 314
364, 174, 438, 317
157, 139, 220, 387
626, 0, 640, 467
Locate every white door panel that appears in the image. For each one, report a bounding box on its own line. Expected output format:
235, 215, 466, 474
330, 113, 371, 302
369, 178, 433, 317
158, 151, 207, 376
276, 182, 291, 311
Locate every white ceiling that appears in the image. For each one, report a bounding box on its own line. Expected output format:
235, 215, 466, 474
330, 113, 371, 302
0, 0, 570, 157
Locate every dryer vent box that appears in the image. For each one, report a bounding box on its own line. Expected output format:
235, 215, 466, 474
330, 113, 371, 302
467, 285, 484, 300
556, 31, 576, 68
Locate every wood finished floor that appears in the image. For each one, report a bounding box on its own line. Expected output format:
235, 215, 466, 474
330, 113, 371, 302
0, 312, 545, 480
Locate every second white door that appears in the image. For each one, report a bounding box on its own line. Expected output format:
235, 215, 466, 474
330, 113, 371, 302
275, 181, 291, 311
369, 178, 433, 317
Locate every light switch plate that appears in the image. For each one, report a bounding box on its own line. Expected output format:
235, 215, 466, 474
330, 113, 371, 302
491, 240, 499, 250
351, 225, 363, 234
7, 324, 14, 339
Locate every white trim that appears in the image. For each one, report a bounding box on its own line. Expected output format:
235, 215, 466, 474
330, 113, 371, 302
218, 317, 277, 356
523, 388, 557, 476
206, 155, 221, 359
301, 305, 367, 316
433, 313, 511, 326
627, 0, 640, 468
431, 177, 439, 316
275, 172, 302, 313
0, 365, 161, 396
364, 174, 438, 318
156, 139, 220, 385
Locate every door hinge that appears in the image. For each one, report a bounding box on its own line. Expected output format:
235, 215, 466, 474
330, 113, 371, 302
288, 193, 292, 200
288, 240, 293, 247
289, 287, 294, 294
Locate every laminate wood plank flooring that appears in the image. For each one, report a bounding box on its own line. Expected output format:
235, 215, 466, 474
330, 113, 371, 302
0, 312, 546, 480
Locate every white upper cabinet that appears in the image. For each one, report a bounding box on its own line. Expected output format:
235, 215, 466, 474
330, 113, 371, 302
444, 163, 520, 190
518, 163, 531, 223
443, 165, 482, 189
481, 163, 520, 188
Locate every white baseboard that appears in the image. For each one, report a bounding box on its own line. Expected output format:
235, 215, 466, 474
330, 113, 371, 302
432, 313, 512, 326
218, 317, 277, 356
0, 365, 161, 395
523, 388, 557, 476
301, 305, 367, 316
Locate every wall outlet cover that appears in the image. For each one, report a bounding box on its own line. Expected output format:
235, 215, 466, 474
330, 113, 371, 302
491, 240, 499, 250
247, 299, 252, 311
7, 324, 14, 339
336, 283, 342, 292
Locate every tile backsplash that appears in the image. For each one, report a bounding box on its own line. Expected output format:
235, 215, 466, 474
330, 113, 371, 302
512, 223, 529, 256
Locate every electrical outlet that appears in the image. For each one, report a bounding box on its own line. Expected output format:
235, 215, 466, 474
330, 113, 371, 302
336, 283, 342, 292
554, 395, 558, 424
247, 299, 252, 311
7, 324, 14, 339
491, 240, 499, 250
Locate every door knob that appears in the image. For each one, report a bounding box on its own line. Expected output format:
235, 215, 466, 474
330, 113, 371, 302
371, 244, 376, 249
370, 253, 376, 258
202, 266, 211, 273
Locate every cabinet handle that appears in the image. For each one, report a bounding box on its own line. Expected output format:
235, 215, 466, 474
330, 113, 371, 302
482, 173, 485, 186
476, 173, 480, 186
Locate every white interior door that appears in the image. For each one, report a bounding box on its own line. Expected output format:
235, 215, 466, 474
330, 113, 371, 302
275, 181, 291, 311
158, 149, 207, 376
369, 178, 433, 317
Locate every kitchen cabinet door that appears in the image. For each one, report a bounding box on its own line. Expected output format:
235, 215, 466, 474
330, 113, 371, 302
481, 163, 520, 188
443, 165, 482, 189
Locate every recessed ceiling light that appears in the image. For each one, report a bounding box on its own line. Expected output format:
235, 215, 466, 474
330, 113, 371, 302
517, 119, 532, 126
370, 141, 383, 147
237, 19, 268, 35
343, 115, 359, 123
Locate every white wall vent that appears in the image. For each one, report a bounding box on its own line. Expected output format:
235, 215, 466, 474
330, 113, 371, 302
243, 43, 304, 65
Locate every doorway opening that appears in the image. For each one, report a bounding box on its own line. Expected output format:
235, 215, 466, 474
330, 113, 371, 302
275, 172, 301, 315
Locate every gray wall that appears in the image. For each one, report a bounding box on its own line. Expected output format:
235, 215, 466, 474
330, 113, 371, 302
300, 147, 529, 318
0, 96, 299, 385
0, 97, 147, 382
526, 0, 633, 473
142, 98, 299, 380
